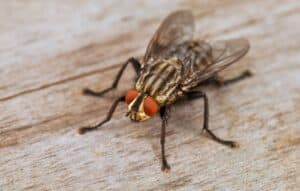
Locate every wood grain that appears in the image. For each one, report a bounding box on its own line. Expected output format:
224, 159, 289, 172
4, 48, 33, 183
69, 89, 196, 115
0, 0, 299, 190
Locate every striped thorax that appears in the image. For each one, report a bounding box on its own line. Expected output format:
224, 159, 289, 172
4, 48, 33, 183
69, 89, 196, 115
136, 56, 183, 105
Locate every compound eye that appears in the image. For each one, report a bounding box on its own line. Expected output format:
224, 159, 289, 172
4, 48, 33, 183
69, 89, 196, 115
144, 96, 158, 117
125, 89, 139, 104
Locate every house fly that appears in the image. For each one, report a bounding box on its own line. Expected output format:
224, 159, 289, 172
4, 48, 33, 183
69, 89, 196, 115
78, 10, 251, 172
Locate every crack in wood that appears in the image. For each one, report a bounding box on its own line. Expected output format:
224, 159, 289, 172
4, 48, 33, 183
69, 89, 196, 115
0, 64, 121, 102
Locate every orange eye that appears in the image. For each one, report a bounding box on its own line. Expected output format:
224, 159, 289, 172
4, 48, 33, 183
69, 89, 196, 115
144, 96, 158, 117
125, 89, 139, 104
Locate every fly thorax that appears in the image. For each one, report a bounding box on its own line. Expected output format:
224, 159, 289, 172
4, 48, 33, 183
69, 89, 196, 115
135, 57, 182, 105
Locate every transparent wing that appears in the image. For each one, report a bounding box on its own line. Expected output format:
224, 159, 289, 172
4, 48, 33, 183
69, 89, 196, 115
201, 38, 250, 80
182, 38, 250, 88
144, 10, 195, 62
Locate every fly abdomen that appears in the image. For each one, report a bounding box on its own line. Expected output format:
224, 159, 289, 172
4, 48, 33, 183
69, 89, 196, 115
136, 57, 182, 105
179, 41, 213, 73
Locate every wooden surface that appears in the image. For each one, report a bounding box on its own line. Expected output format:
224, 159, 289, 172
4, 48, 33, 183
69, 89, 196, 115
1, 0, 299, 190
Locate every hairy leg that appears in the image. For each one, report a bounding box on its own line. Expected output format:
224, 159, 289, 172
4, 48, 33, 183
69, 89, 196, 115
83, 57, 141, 97
186, 91, 238, 148
160, 106, 171, 172
199, 70, 252, 87
78, 96, 125, 134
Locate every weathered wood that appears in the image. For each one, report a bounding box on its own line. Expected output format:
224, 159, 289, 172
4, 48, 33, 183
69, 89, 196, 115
0, 0, 299, 190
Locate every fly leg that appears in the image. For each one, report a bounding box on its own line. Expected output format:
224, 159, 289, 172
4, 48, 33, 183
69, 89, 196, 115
78, 96, 125, 134
160, 106, 171, 172
199, 70, 252, 87
83, 57, 141, 97
212, 70, 252, 86
187, 91, 238, 148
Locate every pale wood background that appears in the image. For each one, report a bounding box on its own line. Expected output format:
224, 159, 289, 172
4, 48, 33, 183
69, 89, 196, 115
0, 0, 299, 190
